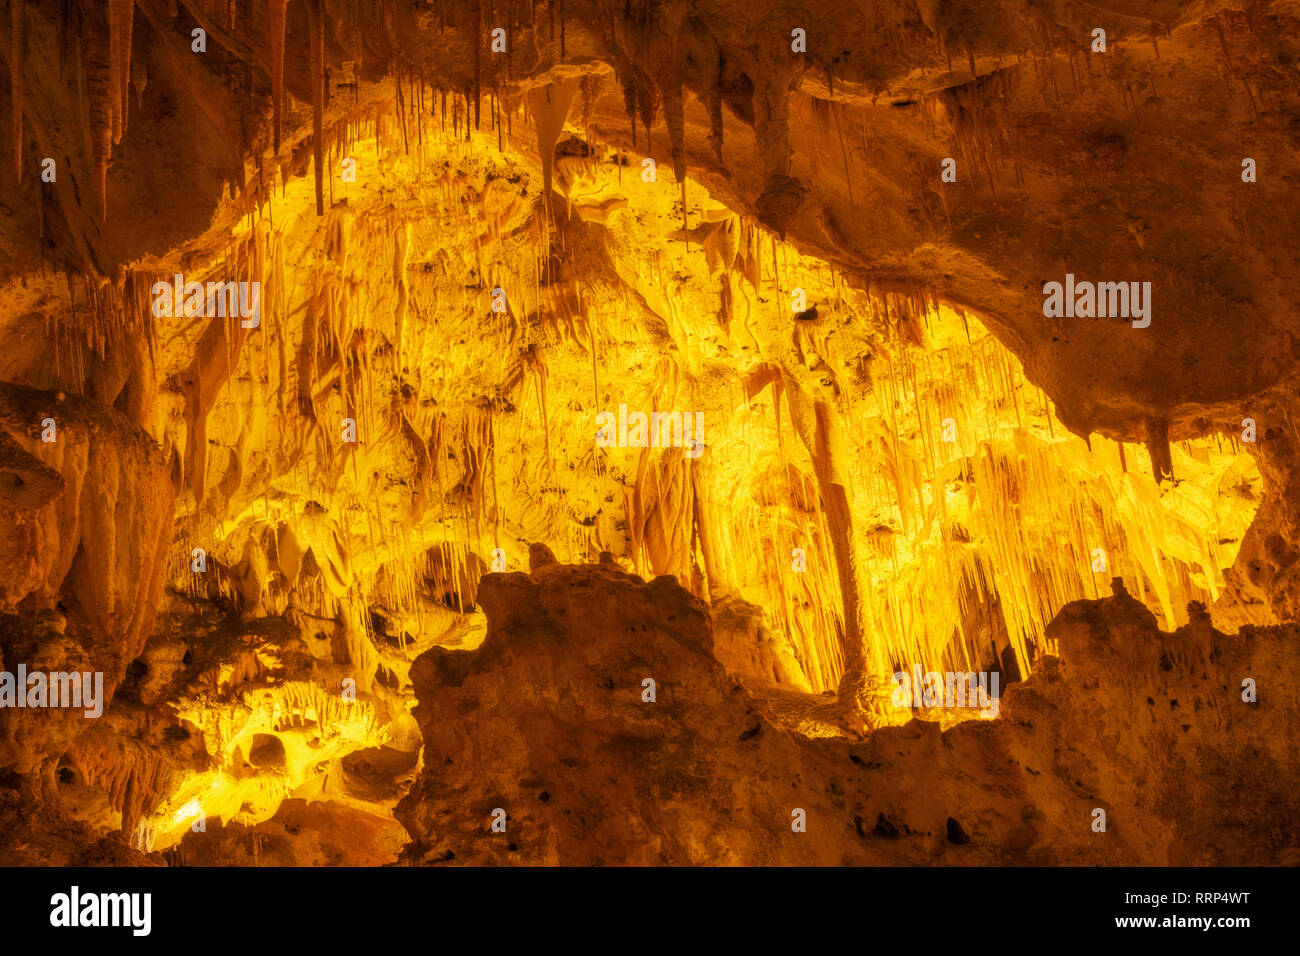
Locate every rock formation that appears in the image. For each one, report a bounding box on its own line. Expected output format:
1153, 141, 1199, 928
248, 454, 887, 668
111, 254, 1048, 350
397, 565, 1299, 865
0, 0, 1295, 866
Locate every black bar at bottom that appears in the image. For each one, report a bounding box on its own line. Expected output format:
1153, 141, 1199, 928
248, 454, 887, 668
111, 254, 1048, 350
5, 865, 1288, 944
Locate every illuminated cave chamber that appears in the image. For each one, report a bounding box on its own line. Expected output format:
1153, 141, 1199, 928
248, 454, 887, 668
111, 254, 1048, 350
1, 1, 1297, 866
50, 114, 1263, 854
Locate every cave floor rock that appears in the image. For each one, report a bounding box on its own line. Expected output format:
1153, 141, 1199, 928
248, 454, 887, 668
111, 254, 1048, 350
396, 563, 1300, 865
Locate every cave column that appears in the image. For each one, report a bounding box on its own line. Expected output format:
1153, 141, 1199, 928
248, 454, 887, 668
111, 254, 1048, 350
810, 400, 882, 722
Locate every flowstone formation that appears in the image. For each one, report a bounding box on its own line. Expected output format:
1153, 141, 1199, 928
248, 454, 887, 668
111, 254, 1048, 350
0, 1, 1296, 866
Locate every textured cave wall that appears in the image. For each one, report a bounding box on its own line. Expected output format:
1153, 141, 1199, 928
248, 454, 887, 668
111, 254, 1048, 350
397, 561, 1299, 865
0, 382, 173, 774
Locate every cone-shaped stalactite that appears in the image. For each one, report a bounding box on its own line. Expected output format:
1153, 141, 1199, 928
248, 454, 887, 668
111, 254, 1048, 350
269, 0, 289, 153
750, 64, 805, 238
1145, 416, 1174, 482
308, 0, 325, 215
108, 0, 133, 144
84, 4, 113, 221
473, 0, 482, 130
528, 78, 582, 204
657, 6, 688, 185
121, 0, 135, 139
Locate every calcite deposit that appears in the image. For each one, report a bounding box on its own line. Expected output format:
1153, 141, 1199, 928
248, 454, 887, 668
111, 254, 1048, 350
0, 0, 1296, 866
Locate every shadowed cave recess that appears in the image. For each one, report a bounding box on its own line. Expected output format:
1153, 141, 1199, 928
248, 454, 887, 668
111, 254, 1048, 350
0, 0, 1297, 868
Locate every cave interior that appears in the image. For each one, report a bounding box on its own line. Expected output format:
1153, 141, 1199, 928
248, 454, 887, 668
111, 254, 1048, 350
0, 0, 1297, 867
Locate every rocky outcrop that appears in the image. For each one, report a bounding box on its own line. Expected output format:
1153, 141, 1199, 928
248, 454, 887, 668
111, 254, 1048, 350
0, 382, 172, 773
709, 592, 811, 691
397, 565, 1299, 865
49, 589, 412, 855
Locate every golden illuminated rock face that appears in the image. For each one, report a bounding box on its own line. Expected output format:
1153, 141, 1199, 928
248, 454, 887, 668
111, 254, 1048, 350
0, 0, 1296, 866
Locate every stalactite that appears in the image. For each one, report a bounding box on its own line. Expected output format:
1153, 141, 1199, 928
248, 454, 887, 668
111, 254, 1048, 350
1144, 416, 1174, 482
108, 0, 134, 143
269, 0, 288, 152
84, 12, 114, 221
638, 77, 658, 152
621, 72, 637, 151
662, 77, 686, 186
527, 78, 581, 205
415, 71, 423, 149
473, 0, 482, 129
308, 0, 325, 215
